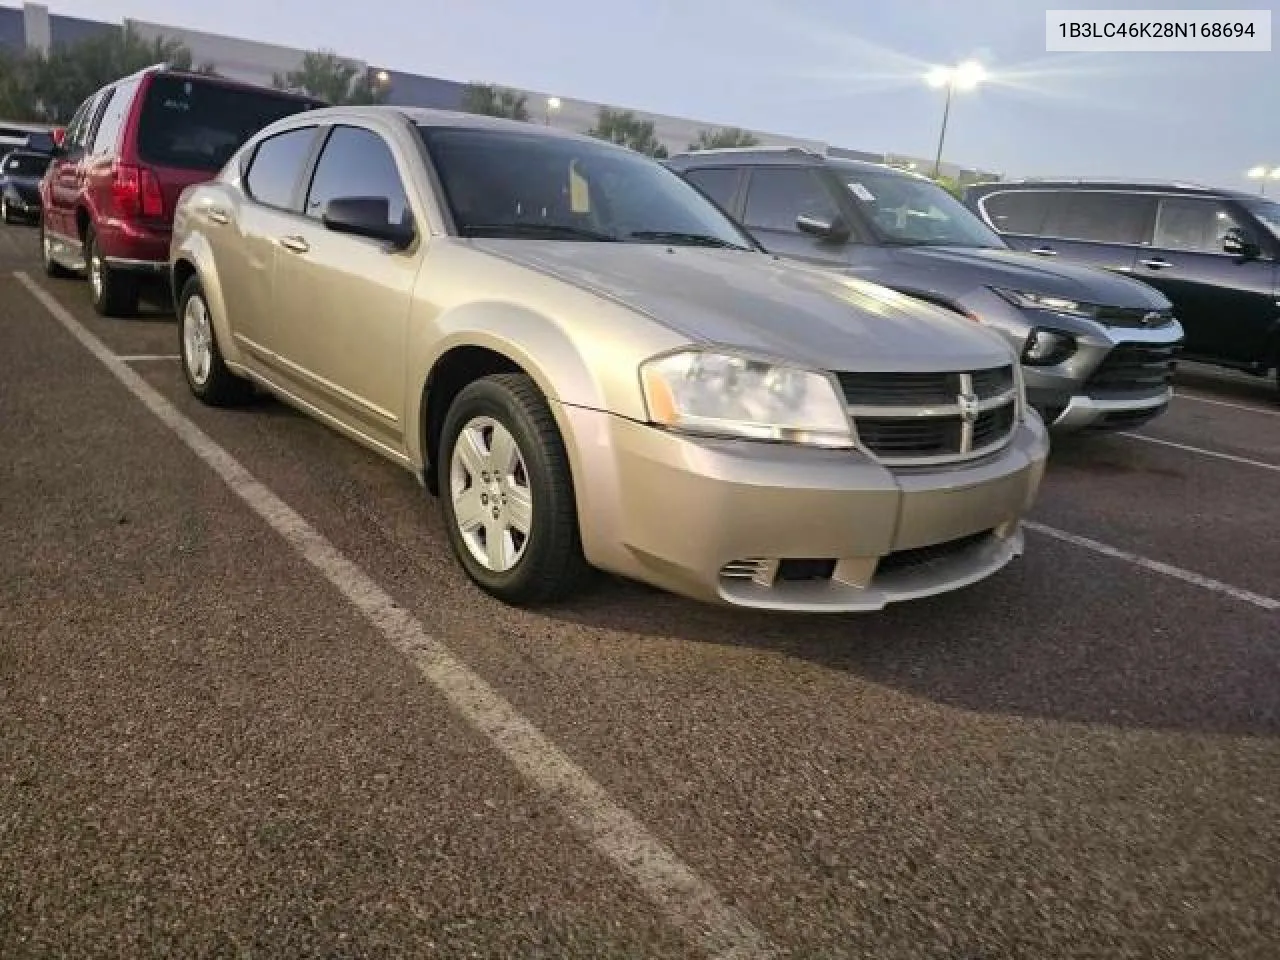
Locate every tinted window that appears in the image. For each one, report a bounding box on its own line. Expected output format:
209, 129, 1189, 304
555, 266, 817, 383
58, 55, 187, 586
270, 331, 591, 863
304, 125, 410, 226
3, 152, 50, 177
1041, 191, 1152, 244
833, 163, 1004, 248
1238, 196, 1280, 241
89, 79, 138, 156
417, 126, 752, 248
980, 191, 1050, 235
743, 167, 840, 232
683, 167, 741, 212
137, 75, 318, 172
1152, 196, 1244, 253
244, 126, 317, 209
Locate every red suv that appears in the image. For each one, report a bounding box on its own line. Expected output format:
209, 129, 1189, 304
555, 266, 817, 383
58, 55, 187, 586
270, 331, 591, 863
40, 64, 323, 316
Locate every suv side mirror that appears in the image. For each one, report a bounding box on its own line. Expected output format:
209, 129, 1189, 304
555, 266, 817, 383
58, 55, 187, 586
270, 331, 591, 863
796, 212, 850, 243
1222, 225, 1260, 259
322, 195, 415, 250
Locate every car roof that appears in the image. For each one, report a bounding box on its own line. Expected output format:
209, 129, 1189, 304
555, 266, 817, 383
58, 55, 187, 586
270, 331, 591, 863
664, 146, 934, 182
110, 62, 326, 104
293, 104, 640, 149
965, 178, 1255, 200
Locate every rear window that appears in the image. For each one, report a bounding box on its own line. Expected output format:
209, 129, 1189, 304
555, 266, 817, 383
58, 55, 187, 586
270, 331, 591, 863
4, 152, 50, 177
136, 75, 318, 172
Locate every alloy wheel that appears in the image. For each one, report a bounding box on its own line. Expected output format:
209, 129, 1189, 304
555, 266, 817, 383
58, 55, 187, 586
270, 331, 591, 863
183, 293, 213, 387
449, 416, 534, 573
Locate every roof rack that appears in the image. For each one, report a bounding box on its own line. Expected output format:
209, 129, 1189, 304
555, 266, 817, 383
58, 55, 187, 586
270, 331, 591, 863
1009, 175, 1210, 189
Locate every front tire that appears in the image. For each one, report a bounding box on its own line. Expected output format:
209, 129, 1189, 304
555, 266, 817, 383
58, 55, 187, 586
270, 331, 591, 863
179, 275, 253, 407
438, 373, 592, 606
85, 224, 139, 317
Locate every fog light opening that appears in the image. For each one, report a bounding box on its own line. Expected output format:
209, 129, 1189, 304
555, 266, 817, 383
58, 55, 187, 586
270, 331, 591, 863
1022, 328, 1076, 366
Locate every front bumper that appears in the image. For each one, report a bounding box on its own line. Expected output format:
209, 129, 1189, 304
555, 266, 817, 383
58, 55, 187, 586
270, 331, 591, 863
562, 406, 1049, 612
2, 190, 40, 218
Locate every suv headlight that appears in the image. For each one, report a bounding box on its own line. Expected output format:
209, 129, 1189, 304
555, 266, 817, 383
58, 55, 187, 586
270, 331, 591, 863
992, 287, 1098, 319
640, 349, 854, 448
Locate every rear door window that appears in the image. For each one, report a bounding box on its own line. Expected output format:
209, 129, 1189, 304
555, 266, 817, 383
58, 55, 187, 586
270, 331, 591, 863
89, 78, 139, 157
136, 75, 318, 172
244, 126, 318, 210
1040, 190, 1153, 245
979, 191, 1050, 235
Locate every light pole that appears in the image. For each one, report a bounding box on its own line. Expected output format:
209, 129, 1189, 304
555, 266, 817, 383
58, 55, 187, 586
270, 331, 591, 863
925, 60, 986, 178
1247, 165, 1280, 195
545, 96, 561, 126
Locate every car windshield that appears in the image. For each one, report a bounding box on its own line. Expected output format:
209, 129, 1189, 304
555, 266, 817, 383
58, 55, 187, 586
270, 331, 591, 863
137, 75, 319, 172
832, 162, 1005, 248
417, 125, 755, 249
1238, 196, 1280, 239
3, 152, 50, 177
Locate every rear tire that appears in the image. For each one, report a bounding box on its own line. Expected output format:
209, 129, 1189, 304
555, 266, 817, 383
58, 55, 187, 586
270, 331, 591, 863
40, 221, 73, 278
438, 373, 593, 606
179, 275, 254, 407
85, 224, 139, 317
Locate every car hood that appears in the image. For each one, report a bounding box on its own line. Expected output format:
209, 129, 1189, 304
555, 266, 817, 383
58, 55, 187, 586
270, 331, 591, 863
891, 244, 1171, 309
472, 239, 1014, 373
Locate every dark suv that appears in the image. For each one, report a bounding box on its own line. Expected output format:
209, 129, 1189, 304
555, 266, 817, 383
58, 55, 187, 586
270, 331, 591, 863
40, 63, 322, 316
667, 148, 1185, 431
965, 179, 1280, 396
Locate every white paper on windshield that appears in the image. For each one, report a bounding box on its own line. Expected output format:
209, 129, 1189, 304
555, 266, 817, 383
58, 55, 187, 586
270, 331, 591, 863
847, 182, 875, 203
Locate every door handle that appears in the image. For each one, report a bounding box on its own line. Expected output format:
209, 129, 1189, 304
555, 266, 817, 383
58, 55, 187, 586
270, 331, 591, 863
278, 235, 309, 253
1029, 246, 1057, 256
207, 207, 230, 224
1139, 257, 1173, 270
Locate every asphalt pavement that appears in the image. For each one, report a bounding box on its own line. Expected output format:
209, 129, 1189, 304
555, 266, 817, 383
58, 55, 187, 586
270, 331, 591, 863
2, 220, 1278, 959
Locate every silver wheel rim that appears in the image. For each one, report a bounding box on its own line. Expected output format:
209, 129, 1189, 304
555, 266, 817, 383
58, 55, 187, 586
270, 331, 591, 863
42, 229, 52, 264
450, 416, 533, 573
88, 247, 103, 301
183, 294, 213, 386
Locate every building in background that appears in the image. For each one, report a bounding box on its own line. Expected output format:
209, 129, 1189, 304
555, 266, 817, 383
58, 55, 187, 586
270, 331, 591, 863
0, 1, 999, 182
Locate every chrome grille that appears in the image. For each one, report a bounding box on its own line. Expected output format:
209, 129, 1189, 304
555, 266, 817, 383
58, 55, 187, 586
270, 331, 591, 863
1087, 343, 1179, 398
837, 365, 1019, 466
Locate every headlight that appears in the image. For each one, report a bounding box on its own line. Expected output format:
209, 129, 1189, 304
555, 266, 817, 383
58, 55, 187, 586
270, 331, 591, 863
639, 349, 854, 448
992, 287, 1098, 319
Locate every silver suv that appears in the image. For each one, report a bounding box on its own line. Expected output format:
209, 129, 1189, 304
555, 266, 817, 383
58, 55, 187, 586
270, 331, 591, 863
667, 148, 1185, 432
171, 107, 1048, 612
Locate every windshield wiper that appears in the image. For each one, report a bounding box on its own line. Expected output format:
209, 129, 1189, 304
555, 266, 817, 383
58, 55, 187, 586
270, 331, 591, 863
627, 230, 747, 250
461, 223, 617, 241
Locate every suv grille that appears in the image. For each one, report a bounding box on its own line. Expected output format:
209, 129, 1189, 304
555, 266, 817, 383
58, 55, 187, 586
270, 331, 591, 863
835, 365, 1018, 466
1095, 306, 1175, 329
1087, 343, 1179, 398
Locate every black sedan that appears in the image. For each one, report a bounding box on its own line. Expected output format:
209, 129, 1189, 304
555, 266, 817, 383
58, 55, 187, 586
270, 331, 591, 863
1, 149, 51, 225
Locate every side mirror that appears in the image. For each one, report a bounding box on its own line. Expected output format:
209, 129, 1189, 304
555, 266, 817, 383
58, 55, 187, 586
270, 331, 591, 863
1222, 225, 1259, 259
796, 212, 850, 243
321, 195, 414, 249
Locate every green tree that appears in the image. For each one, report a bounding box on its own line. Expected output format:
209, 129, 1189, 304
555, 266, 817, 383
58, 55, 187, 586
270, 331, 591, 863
586, 107, 668, 158
931, 174, 964, 200
1, 25, 194, 123
273, 50, 384, 105
688, 127, 759, 151
460, 83, 530, 121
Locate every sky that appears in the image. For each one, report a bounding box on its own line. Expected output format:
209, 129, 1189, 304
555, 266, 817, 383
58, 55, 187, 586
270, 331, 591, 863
41, 0, 1276, 189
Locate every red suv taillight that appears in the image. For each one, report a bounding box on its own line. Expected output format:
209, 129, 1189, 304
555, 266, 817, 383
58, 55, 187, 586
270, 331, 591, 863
110, 163, 164, 219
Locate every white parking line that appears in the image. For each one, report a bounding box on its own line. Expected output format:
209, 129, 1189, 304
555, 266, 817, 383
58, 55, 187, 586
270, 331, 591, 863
1025, 521, 1280, 612
1118, 432, 1280, 474
14, 271, 778, 960
119, 354, 181, 361
1174, 390, 1280, 418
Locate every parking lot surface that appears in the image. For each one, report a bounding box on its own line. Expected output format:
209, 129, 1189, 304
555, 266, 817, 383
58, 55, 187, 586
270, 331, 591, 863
2, 220, 1278, 959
